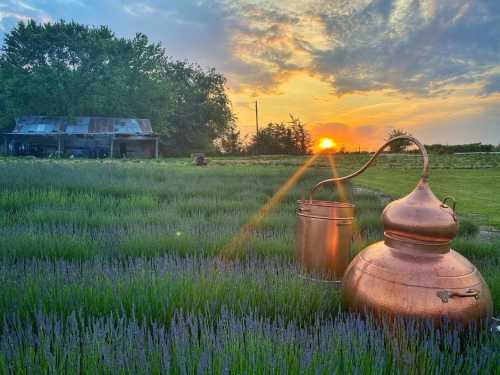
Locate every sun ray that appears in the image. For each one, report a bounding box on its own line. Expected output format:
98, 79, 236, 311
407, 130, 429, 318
221, 153, 320, 260
326, 154, 360, 246
326, 153, 348, 203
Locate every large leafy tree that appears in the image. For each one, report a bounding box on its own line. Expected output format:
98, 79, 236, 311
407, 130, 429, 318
0, 20, 233, 155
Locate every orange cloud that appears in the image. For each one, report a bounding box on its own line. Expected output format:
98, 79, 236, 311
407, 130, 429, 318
230, 72, 500, 149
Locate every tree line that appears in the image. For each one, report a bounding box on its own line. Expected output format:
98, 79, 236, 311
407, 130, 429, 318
217, 115, 311, 155
0, 20, 233, 155
424, 143, 500, 154
385, 129, 500, 154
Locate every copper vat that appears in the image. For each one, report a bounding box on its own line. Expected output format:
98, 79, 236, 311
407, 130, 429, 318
296, 199, 354, 280
306, 136, 493, 325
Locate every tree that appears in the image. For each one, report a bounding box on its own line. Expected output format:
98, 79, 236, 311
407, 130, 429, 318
288, 114, 311, 155
385, 128, 412, 153
0, 20, 233, 155
216, 123, 245, 155
247, 116, 311, 155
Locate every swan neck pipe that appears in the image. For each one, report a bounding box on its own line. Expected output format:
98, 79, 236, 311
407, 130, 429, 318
309, 136, 429, 199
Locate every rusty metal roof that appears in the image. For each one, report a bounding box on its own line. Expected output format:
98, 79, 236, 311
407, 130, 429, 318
11, 116, 154, 135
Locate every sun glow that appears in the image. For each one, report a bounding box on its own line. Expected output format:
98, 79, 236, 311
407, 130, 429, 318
318, 137, 336, 151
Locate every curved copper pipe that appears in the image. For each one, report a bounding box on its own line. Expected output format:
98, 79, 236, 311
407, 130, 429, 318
309, 135, 429, 199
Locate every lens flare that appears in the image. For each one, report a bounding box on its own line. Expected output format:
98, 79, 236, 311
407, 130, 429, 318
326, 153, 348, 203
325, 153, 359, 239
221, 153, 320, 260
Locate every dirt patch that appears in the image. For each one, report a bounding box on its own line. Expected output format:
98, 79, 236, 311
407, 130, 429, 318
479, 226, 500, 241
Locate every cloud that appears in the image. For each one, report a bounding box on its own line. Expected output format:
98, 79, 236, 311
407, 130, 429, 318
310, 0, 500, 96
219, 0, 500, 97
481, 74, 500, 95
0, 11, 29, 31
0, 1, 48, 33
122, 3, 155, 17
218, 2, 315, 93
1, 0, 499, 99
13, 1, 41, 13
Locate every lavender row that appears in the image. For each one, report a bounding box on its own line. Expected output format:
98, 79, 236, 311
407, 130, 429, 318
0, 309, 498, 374
0, 256, 340, 323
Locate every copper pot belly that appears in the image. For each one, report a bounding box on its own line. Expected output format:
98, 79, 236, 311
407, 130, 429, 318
341, 237, 492, 325
296, 200, 354, 280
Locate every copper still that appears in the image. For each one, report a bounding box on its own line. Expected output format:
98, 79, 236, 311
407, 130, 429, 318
297, 135, 493, 324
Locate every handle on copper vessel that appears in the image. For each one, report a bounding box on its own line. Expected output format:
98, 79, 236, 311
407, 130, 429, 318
437, 289, 480, 303
440, 196, 457, 222
309, 135, 429, 200
305, 178, 354, 203
441, 196, 456, 211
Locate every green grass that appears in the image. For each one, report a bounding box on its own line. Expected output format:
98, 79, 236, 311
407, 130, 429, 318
355, 167, 500, 227
217, 153, 500, 227
0, 155, 498, 373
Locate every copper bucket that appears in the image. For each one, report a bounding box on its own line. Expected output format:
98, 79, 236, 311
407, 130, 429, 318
296, 187, 354, 281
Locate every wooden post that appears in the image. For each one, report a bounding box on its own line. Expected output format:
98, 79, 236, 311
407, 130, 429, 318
255, 100, 259, 135
110, 137, 114, 159
255, 100, 260, 155
155, 137, 159, 159
57, 135, 62, 157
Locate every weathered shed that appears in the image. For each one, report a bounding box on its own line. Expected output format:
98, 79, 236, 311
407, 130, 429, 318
1, 116, 159, 158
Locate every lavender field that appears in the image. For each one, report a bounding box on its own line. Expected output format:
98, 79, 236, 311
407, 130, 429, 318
0, 157, 498, 374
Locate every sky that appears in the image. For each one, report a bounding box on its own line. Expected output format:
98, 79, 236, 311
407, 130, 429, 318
1, 0, 500, 150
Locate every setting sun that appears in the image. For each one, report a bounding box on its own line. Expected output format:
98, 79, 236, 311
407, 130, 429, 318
318, 137, 336, 151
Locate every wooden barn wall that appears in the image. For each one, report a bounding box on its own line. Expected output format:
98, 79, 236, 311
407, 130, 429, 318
3, 135, 156, 158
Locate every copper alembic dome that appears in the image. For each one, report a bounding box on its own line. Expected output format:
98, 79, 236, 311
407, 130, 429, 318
341, 136, 493, 325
